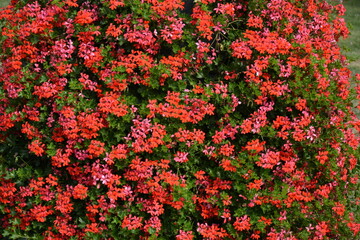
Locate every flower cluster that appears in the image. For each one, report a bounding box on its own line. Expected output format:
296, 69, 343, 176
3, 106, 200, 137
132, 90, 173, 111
0, 0, 359, 239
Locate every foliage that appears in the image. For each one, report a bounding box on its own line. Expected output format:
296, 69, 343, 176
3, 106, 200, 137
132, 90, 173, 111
0, 0, 359, 239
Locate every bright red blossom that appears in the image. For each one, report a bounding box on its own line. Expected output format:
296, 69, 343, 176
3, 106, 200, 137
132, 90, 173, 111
234, 215, 251, 231
28, 139, 45, 156
72, 184, 88, 200
0, 0, 358, 239
74, 10, 95, 25
122, 214, 143, 230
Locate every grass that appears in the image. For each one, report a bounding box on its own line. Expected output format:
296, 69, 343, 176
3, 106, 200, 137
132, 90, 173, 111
340, 1, 360, 224
340, 0, 360, 76
340, 0, 360, 117
0, 0, 9, 8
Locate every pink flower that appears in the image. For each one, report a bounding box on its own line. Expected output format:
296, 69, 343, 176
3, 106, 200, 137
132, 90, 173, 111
176, 230, 194, 240
174, 151, 189, 163
257, 150, 280, 169
122, 214, 143, 230
233, 215, 251, 231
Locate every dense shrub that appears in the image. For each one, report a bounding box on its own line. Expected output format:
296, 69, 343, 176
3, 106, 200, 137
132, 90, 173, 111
0, 0, 359, 239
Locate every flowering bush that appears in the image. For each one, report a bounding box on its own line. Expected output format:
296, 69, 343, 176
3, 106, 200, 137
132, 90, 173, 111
0, 0, 359, 239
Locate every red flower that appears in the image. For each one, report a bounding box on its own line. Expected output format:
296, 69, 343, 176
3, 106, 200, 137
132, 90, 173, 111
247, 179, 263, 190
234, 215, 251, 231
244, 139, 265, 154
33, 82, 58, 99
218, 143, 235, 156
84, 223, 105, 233
72, 184, 88, 200
98, 92, 128, 117
258, 216, 272, 226
30, 204, 54, 222
194, 170, 206, 180
161, 19, 185, 43
197, 223, 229, 239
45, 174, 58, 186
143, 216, 162, 234
332, 202, 345, 216
316, 151, 329, 165
247, 14, 263, 28
74, 10, 95, 25
0, 179, 17, 204
173, 128, 205, 146
212, 124, 239, 144
107, 144, 128, 164
315, 221, 330, 238
87, 140, 105, 158
21, 122, 42, 139
122, 214, 143, 230
106, 23, 122, 37
191, 6, 214, 40
77, 112, 105, 139
257, 150, 280, 169
176, 230, 194, 240
220, 158, 236, 172
150, 0, 184, 16
231, 40, 252, 59
55, 191, 73, 214
28, 139, 45, 156
64, 0, 78, 7
250, 230, 261, 239
109, 0, 125, 10
52, 149, 72, 167
214, 3, 236, 17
